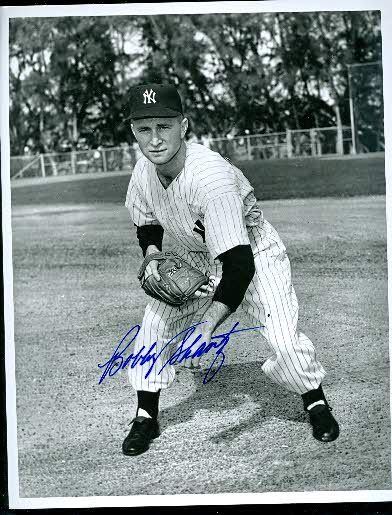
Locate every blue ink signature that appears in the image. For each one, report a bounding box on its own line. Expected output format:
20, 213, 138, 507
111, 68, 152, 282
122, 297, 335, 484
98, 321, 263, 385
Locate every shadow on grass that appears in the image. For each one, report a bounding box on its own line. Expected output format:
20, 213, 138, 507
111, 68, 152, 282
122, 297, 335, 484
160, 361, 308, 442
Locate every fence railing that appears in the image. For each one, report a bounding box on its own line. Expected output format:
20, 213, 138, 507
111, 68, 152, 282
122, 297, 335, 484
10, 126, 353, 180
10, 146, 139, 180
208, 126, 353, 161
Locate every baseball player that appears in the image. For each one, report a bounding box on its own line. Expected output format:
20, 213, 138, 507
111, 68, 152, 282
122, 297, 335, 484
122, 83, 339, 456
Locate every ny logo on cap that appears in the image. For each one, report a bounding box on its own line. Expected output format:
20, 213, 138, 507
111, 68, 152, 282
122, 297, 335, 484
143, 89, 156, 104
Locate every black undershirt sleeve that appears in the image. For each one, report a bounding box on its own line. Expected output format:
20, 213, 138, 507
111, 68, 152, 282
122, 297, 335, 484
212, 244, 255, 313
136, 224, 164, 257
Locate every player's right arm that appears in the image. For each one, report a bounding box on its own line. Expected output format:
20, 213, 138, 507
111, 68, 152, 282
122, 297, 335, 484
184, 159, 256, 368
193, 158, 256, 311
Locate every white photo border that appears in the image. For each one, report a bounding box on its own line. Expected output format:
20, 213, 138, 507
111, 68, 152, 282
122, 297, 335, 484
1, 0, 392, 509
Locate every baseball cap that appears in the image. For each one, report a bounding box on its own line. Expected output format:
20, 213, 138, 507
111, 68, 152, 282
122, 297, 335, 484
128, 83, 183, 120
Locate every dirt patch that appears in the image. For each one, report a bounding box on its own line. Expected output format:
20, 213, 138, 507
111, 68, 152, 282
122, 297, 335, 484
11, 196, 390, 498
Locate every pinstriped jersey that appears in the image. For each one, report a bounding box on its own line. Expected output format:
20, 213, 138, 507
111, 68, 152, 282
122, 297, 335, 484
125, 142, 263, 260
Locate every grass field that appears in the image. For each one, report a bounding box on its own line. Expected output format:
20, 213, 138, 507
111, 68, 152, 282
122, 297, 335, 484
10, 193, 389, 498
11, 154, 385, 205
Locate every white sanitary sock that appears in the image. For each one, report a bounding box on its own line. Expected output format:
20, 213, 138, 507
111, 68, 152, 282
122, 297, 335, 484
137, 408, 152, 418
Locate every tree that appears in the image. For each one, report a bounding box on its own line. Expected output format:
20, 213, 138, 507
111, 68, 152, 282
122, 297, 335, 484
9, 18, 57, 153
9, 11, 383, 155
48, 17, 120, 150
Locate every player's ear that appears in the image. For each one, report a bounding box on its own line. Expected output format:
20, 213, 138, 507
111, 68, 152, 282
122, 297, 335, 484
180, 117, 188, 139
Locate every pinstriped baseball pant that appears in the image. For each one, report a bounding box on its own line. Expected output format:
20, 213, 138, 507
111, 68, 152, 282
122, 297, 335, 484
128, 219, 326, 395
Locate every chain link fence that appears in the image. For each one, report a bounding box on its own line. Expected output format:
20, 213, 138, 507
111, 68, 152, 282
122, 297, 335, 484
11, 146, 139, 180
11, 126, 353, 180
209, 126, 353, 161
10, 155, 42, 179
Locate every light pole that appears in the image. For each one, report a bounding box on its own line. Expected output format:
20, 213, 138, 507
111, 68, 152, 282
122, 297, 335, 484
346, 64, 357, 154
346, 61, 382, 155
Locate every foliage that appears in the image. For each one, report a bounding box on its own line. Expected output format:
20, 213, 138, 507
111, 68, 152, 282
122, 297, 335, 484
9, 11, 383, 154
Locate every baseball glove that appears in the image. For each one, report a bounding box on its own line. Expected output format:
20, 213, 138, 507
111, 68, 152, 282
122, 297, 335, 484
137, 251, 209, 306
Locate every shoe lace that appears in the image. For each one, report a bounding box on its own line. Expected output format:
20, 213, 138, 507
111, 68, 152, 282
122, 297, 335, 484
124, 418, 139, 434
126, 416, 155, 434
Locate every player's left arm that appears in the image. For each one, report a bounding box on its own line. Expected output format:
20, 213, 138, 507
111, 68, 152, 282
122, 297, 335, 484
125, 167, 165, 279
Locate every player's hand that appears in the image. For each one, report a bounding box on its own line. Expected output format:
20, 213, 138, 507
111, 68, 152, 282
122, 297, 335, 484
183, 324, 213, 370
144, 245, 161, 281
145, 259, 161, 281
193, 275, 221, 298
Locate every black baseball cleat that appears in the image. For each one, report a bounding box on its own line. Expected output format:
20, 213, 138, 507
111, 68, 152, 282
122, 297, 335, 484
308, 404, 340, 442
122, 416, 160, 456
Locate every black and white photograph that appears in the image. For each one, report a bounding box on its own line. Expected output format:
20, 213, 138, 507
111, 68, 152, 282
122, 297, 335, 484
1, 0, 391, 509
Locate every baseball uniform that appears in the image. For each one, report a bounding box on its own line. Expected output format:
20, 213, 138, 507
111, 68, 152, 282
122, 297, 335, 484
125, 142, 326, 395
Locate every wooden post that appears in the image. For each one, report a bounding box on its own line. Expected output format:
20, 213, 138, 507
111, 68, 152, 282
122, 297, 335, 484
246, 136, 252, 160
71, 151, 76, 174
51, 156, 58, 176
40, 154, 45, 177
336, 125, 344, 155
316, 131, 322, 155
310, 129, 316, 156
334, 104, 344, 155
274, 135, 278, 158
286, 129, 292, 158
102, 148, 108, 173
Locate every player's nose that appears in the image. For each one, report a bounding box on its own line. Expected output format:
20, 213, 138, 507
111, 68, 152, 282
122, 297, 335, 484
150, 130, 162, 146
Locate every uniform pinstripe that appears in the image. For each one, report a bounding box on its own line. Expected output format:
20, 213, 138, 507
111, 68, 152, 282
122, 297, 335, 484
125, 142, 325, 395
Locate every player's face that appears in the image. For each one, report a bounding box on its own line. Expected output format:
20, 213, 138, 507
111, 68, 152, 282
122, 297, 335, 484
131, 116, 188, 165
